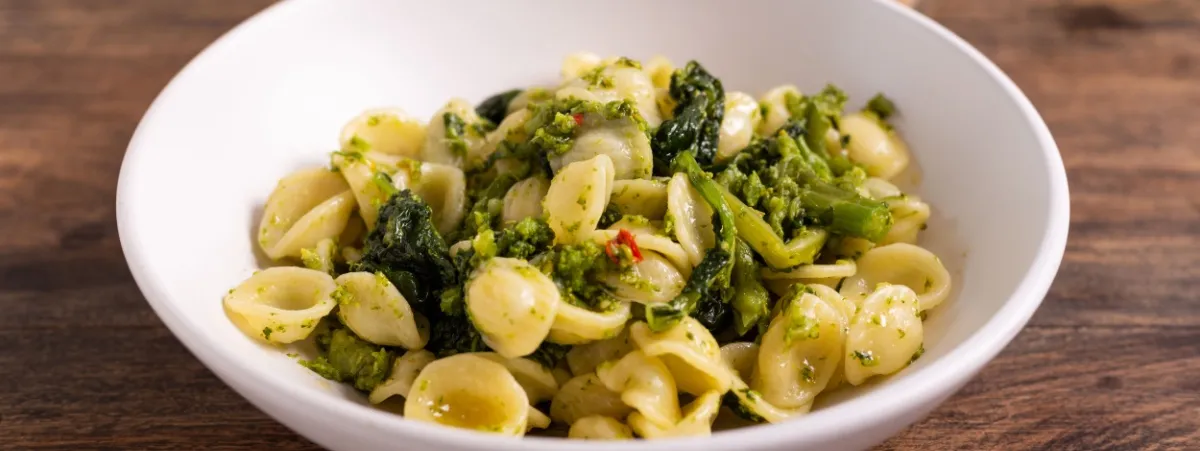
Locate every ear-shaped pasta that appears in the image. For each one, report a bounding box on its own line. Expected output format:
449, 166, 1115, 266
723, 377, 811, 424
543, 154, 615, 245
596, 350, 681, 429
757, 85, 800, 136
223, 267, 336, 344
411, 162, 466, 236
861, 177, 931, 245
334, 272, 429, 349
753, 290, 848, 409
844, 284, 924, 386
840, 112, 911, 180
421, 98, 488, 168
257, 168, 355, 259
527, 408, 552, 431
667, 173, 715, 267
716, 91, 762, 163
643, 56, 674, 91
629, 390, 722, 439
719, 342, 759, 381
550, 116, 653, 180
331, 153, 399, 229
507, 87, 554, 115
602, 251, 687, 304
558, 61, 662, 128
561, 52, 604, 80
502, 176, 550, 224
587, 228, 690, 278
466, 257, 560, 358
550, 373, 634, 425
548, 299, 631, 345
630, 318, 732, 395
477, 109, 532, 165
473, 352, 560, 404
566, 327, 634, 376
339, 108, 426, 158
569, 415, 635, 440
404, 354, 533, 435
761, 259, 857, 281
840, 243, 951, 311
369, 349, 436, 404
610, 179, 668, 219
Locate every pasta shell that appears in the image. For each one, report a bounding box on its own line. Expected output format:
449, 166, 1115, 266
550, 373, 633, 425
334, 272, 429, 349
596, 350, 681, 429
568, 415, 634, 440
257, 168, 354, 259
630, 318, 732, 396
843, 284, 924, 386
339, 107, 426, 158
715, 91, 761, 163
667, 173, 715, 267
404, 354, 533, 435
840, 112, 911, 180
840, 243, 951, 311
466, 257, 560, 358
502, 176, 550, 224
369, 349, 436, 404
543, 154, 615, 245
223, 267, 336, 344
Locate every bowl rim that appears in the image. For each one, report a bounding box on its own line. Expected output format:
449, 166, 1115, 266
116, 0, 1070, 449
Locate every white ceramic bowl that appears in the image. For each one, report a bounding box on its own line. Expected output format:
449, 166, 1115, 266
116, 0, 1069, 449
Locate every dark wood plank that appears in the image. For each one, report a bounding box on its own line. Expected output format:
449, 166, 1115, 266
0, 0, 1196, 450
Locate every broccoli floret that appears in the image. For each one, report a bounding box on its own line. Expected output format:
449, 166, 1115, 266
351, 190, 455, 316
537, 240, 619, 309
300, 323, 393, 392
475, 88, 523, 124
652, 61, 725, 171
865, 93, 897, 120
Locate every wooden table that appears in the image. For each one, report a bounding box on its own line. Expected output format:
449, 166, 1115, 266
2, 0, 1196, 449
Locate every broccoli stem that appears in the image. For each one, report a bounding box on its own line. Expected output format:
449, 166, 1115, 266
788, 167, 893, 242
645, 152, 737, 332
730, 238, 770, 336
719, 186, 828, 269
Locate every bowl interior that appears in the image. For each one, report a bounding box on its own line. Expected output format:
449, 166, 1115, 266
118, 0, 1066, 449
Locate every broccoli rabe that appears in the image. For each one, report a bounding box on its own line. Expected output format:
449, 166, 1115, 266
786, 84, 854, 175
351, 190, 456, 316
301, 321, 393, 392
645, 152, 738, 332
652, 61, 725, 171
730, 237, 770, 336
475, 88, 523, 124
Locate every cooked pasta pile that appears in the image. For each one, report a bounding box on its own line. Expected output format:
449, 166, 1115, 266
224, 52, 952, 439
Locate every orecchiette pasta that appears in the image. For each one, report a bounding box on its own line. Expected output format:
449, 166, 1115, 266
410, 162, 466, 237
224, 267, 337, 344
466, 257, 560, 358
667, 173, 715, 267
502, 176, 550, 224
566, 327, 634, 376
595, 350, 681, 429
843, 284, 924, 386
753, 289, 848, 409
543, 154, 615, 245
840, 243, 951, 311
339, 107, 426, 159
568, 415, 634, 440
629, 390, 722, 439
547, 299, 631, 345
630, 318, 732, 396
473, 352, 560, 404
229, 52, 957, 440
840, 112, 912, 180
405, 354, 534, 435
756, 84, 800, 136
609, 179, 668, 219
550, 373, 634, 425
369, 349, 435, 404
257, 168, 355, 259
334, 272, 429, 349
420, 98, 488, 168
602, 250, 687, 304
715, 91, 761, 163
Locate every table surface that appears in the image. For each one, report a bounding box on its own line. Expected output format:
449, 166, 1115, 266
2, 0, 1197, 449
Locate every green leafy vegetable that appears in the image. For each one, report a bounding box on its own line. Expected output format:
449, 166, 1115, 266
476, 89, 522, 124
866, 93, 897, 120
351, 190, 456, 316
652, 61, 725, 171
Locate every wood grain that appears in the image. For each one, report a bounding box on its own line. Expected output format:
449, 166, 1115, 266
0, 0, 1196, 450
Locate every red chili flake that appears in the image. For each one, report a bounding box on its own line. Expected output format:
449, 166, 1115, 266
571, 113, 584, 126
605, 229, 644, 264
